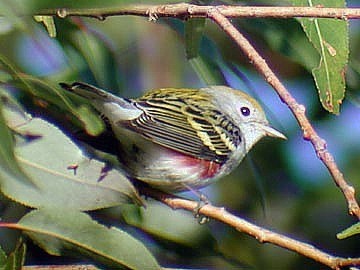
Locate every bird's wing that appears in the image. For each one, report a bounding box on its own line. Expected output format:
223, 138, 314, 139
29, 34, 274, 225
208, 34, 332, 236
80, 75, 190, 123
122, 88, 242, 163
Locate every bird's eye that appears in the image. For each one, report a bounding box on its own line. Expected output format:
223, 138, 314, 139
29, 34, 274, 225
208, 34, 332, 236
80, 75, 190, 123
240, 106, 250, 116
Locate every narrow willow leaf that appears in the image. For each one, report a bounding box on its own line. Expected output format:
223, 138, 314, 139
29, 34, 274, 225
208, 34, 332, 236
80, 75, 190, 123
75, 105, 105, 137
34, 16, 56, 38
0, 2, 26, 31
337, 222, 360, 239
18, 209, 160, 270
1, 104, 142, 210
291, 0, 348, 114
245, 18, 318, 71
2, 240, 26, 270
17, 75, 105, 136
1, 54, 105, 137
189, 56, 226, 85
71, 31, 108, 85
185, 18, 206, 59
0, 90, 36, 187
0, 239, 26, 270
0, 245, 6, 266
124, 202, 212, 247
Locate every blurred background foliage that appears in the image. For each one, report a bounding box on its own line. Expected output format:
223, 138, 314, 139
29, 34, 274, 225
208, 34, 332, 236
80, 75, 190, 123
0, 0, 359, 269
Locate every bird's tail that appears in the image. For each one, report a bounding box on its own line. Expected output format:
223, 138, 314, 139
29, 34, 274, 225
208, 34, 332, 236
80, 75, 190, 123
59, 82, 126, 104
60, 82, 141, 121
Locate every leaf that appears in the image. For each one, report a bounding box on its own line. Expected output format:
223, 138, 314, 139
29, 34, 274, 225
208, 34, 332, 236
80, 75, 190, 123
189, 56, 226, 85
0, 239, 26, 270
243, 18, 318, 71
3, 241, 26, 270
0, 246, 6, 266
291, 0, 348, 113
124, 202, 213, 247
0, 90, 35, 187
34, 16, 56, 38
17, 209, 160, 270
71, 30, 108, 85
1, 103, 142, 210
0, 54, 105, 136
337, 221, 360, 239
185, 18, 206, 59
75, 104, 105, 137
0, 2, 26, 31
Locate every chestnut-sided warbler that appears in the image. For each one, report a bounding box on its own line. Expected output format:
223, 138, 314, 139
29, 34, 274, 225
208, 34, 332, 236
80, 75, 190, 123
60, 82, 285, 192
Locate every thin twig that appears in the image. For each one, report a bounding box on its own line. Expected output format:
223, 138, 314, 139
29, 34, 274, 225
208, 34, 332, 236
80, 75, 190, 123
206, 7, 360, 219
35, 3, 360, 20
140, 187, 360, 270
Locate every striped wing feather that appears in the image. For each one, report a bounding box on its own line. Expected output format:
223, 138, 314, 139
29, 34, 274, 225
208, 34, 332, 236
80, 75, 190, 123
125, 88, 241, 163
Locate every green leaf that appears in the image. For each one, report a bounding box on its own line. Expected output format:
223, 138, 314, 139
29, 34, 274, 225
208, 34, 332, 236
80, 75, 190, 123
245, 18, 318, 71
291, 0, 348, 113
75, 104, 105, 136
0, 54, 105, 136
0, 90, 35, 187
18, 209, 160, 270
71, 30, 108, 86
34, 16, 56, 38
189, 56, 226, 85
0, 2, 26, 31
124, 202, 213, 247
185, 18, 206, 59
1, 103, 142, 210
337, 222, 360, 239
3, 240, 26, 270
0, 245, 6, 266
0, 239, 26, 270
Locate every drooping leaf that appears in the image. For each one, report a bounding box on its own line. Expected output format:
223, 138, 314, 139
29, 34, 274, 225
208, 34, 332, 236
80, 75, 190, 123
337, 221, 360, 239
185, 18, 206, 59
74, 104, 105, 137
0, 239, 26, 270
0, 2, 26, 31
3, 241, 26, 270
241, 18, 318, 71
71, 30, 108, 86
18, 209, 160, 270
1, 103, 142, 210
0, 245, 6, 266
0, 54, 105, 137
0, 89, 36, 187
34, 16, 56, 37
189, 56, 226, 85
291, 0, 349, 113
123, 201, 213, 247
18, 76, 105, 136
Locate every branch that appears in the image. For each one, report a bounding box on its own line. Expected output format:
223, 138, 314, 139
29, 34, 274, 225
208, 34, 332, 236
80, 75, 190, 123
38, 2, 360, 219
37, 3, 360, 20
206, 7, 360, 219
140, 187, 360, 270
13, 3, 360, 270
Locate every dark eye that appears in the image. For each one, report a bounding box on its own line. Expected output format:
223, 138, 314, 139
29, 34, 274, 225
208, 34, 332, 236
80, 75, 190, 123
240, 106, 250, 116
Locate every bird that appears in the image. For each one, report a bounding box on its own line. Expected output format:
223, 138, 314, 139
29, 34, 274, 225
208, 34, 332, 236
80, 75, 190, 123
60, 82, 285, 192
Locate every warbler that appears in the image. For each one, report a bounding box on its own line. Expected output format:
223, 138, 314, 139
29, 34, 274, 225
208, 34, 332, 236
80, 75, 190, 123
60, 82, 285, 192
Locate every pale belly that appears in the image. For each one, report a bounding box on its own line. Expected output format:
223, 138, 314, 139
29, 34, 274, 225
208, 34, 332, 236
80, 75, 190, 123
118, 140, 224, 191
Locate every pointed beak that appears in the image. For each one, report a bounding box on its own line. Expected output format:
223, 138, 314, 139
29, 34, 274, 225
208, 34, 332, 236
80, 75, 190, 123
262, 125, 287, 140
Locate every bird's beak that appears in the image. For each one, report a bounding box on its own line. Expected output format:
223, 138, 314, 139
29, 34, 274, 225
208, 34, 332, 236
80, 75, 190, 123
262, 125, 287, 140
